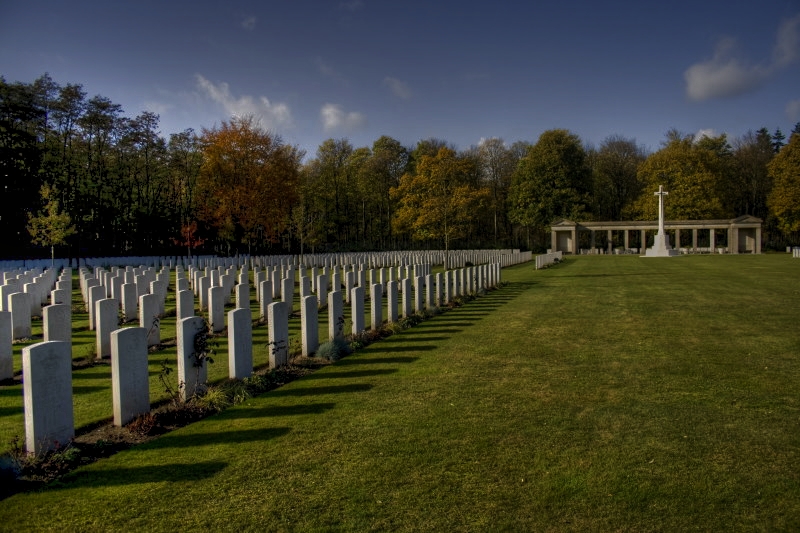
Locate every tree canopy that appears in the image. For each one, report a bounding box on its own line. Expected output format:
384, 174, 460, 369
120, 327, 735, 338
768, 132, 800, 234
3, 72, 800, 257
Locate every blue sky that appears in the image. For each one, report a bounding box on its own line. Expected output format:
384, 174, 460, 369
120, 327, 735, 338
2, 1, 799, 157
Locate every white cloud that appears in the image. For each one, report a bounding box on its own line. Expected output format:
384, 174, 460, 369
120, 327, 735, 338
773, 14, 800, 66
787, 99, 800, 121
693, 128, 718, 142
195, 74, 292, 129
142, 101, 172, 116
241, 16, 256, 31
383, 77, 412, 100
684, 39, 768, 101
684, 14, 800, 101
320, 103, 366, 132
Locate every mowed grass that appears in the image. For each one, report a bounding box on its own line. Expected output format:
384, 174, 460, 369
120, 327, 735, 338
1, 255, 799, 531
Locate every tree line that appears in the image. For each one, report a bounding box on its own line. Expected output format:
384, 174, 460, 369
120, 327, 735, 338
2, 74, 799, 260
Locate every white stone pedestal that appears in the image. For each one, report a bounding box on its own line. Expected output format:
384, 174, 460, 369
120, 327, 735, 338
644, 233, 680, 257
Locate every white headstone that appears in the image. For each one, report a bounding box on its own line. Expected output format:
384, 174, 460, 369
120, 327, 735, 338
23, 341, 74, 455
111, 327, 149, 426
228, 308, 253, 379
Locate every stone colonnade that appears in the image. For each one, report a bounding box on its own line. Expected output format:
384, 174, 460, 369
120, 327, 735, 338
550, 215, 763, 255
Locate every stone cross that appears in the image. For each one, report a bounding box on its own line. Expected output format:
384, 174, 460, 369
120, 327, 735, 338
654, 185, 668, 235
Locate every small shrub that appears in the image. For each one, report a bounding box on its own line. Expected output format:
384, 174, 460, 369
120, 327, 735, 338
127, 412, 158, 437
316, 338, 352, 362
194, 386, 230, 413
220, 379, 252, 405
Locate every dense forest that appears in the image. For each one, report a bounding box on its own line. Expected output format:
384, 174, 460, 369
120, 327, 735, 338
2, 74, 799, 260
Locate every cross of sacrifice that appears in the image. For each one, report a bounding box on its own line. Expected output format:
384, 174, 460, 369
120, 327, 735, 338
654, 185, 668, 235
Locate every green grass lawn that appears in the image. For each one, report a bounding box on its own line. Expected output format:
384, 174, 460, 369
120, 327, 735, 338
1, 255, 799, 531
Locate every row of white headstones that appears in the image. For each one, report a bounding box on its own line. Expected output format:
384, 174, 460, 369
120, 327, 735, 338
0, 250, 533, 456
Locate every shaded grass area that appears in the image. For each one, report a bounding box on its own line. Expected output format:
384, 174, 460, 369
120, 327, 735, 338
1, 255, 799, 530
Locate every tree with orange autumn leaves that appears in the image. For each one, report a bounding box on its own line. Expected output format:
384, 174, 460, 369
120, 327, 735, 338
196, 116, 302, 254
391, 147, 490, 269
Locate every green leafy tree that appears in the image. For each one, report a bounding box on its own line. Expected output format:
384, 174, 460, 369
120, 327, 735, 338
772, 128, 786, 153
508, 129, 592, 248
391, 147, 490, 269
27, 183, 76, 264
631, 131, 729, 220
590, 135, 647, 221
767, 131, 800, 235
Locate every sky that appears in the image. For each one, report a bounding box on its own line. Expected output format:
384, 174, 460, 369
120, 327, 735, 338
2, 1, 800, 158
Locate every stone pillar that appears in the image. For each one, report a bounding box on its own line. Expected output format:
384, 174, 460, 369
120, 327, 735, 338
111, 327, 149, 426
710, 229, 716, 253
43, 303, 71, 343
23, 341, 74, 455
640, 229, 647, 252
351, 286, 365, 335
435, 273, 443, 307
756, 227, 762, 254
590, 230, 596, 251
692, 229, 698, 253
607, 229, 613, 254
301, 295, 319, 357
177, 316, 207, 401
370, 283, 383, 331
624, 230, 629, 251
571, 228, 578, 254
674, 229, 681, 252
228, 308, 253, 379
267, 302, 289, 368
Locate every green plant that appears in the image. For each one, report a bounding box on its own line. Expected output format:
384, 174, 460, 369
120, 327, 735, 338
194, 386, 231, 413
316, 338, 352, 362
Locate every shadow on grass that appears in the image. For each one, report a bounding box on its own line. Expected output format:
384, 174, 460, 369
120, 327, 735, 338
71, 371, 111, 379
144, 427, 291, 450
50, 460, 230, 489
268, 384, 373, 398
0, 388, 21, 397
221, 403, 337, 419
71, 386, 109, 394
0, 407, 22, 417
372, 345, 437, 353
336, 356, 419, 366
409, 328, 463, 335
303, 369, 399, 380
